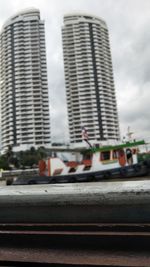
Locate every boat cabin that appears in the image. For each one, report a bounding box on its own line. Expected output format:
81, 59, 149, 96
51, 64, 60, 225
38, 140, 144, 177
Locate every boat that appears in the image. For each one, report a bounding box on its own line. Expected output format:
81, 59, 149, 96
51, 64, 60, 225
11, 139, 150, 185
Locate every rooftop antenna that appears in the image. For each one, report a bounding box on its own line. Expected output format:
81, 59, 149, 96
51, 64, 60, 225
127, 126, 134, 142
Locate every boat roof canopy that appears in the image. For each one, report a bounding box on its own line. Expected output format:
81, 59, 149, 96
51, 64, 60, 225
46, 140, 145, 154
89, 140, 146, 153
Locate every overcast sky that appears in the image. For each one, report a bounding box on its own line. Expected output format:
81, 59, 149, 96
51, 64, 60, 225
0, 0, 150, 143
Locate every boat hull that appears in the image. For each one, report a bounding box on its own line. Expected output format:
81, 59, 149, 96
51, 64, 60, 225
11, 163, 149, 185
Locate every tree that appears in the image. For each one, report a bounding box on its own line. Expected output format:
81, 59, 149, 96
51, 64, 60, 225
37, 146, 47, 159
30, 146, 36, 155
0, 156, 10, 170
6, 145, 13, 163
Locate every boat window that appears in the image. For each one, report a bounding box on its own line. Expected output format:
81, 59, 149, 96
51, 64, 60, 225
83, 165, 91, 171
100, 151, 110, 161
83, 152, 92, 160
69, 167, 76, 173
113, 150, 118, 159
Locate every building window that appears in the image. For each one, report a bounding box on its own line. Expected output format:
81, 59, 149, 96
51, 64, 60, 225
100, 151, 110, 161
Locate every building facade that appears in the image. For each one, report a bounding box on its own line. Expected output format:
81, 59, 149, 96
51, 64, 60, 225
0, 8, 50, 151
62, 14, 120, 144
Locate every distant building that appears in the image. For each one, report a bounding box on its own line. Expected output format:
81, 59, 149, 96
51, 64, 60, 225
62, 14, 120, 144
0, 8, 50, 152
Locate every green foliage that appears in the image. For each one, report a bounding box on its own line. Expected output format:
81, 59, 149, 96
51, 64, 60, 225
20, 154, 38, 168
0, 146, 47, 170
18, 146, 47, 168
138, 153, 150, 162
0, 155, 10, 170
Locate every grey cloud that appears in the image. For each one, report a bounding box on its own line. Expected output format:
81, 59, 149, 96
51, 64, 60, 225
0, 0, 150, 143
118, 81, 150, 140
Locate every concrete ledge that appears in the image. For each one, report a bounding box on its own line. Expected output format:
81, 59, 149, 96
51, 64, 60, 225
0, 180, 150, 223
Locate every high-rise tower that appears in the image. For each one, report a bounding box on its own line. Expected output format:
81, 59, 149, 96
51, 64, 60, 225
62, 14, 120, 144
0, 8, 50, 151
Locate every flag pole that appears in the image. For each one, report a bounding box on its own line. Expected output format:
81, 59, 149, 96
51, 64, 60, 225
81, 126, 93, 148
84, 139, 93, 148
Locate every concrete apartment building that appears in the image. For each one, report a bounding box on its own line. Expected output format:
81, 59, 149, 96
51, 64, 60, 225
0, 8, 50, 152
62, 14, 120, 144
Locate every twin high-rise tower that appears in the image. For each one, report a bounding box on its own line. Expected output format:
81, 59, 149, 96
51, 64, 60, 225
0, 9, 50, 151
0, 9, 120, 151
62, 14, 120, 144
